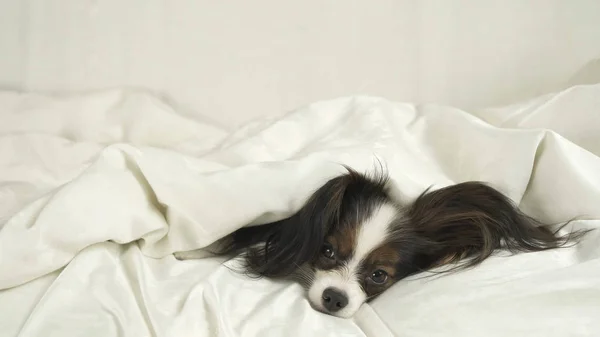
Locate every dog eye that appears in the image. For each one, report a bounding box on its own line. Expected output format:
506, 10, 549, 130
321, 243, 335, 259
370, 270, 388, 284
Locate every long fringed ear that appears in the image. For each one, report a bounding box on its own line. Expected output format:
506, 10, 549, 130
226, 175, 350, 278
407, 182, 589, 271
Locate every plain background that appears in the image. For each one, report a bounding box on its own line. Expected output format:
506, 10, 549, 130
1, 0, 600, 129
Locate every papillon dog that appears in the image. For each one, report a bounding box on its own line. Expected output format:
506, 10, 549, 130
175, 167, 586, 318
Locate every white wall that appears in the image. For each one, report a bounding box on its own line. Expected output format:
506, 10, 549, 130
1, 0, 599, 128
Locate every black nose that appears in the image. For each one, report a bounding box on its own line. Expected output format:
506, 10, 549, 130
322, 287, 348, 312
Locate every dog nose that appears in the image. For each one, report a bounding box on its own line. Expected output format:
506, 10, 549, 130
322, 287, 348, 312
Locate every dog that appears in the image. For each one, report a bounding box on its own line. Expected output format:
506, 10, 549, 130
175, 167, 586, 318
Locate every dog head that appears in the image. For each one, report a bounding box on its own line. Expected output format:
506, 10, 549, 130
229, 168, 582, 318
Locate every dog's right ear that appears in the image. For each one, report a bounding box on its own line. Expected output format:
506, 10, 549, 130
227, 174, 349, 278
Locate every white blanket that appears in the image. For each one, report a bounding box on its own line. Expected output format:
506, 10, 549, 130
0, 87, 599, 337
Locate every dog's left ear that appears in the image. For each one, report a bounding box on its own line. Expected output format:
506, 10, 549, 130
228, 174, 351, 278
406, 182, 586, 272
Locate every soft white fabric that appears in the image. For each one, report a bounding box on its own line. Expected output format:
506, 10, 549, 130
0, 87, 599, 336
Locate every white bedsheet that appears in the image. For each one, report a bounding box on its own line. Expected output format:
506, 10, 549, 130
0, 87, 599, 336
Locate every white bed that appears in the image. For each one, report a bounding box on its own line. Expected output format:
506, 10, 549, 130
0, 85, 599, 336
1, 2, 600, 336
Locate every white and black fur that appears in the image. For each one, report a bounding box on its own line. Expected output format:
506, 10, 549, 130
175, 167, 587, 318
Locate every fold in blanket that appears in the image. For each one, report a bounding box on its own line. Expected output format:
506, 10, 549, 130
0, 87, 599, 336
